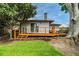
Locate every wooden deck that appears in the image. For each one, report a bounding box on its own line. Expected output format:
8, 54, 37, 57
13, 33, 66, 40
18, 33, 66, 37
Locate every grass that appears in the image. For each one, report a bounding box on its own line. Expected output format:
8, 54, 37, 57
0, 40, 64, 56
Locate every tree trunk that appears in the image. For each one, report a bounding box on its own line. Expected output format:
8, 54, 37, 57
65, 3, 79, 45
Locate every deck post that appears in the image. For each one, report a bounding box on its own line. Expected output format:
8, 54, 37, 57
14, 30, 16, 40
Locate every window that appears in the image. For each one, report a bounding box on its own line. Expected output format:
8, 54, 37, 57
31, 23, 39, 32
31, 23, 35, 32
36, 24, 39, 32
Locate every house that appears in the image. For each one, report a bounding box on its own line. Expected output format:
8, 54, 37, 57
20, 13, 54, 34
12, 13, 66, 39
50, 24, 61, 33
20, 20, 53, 34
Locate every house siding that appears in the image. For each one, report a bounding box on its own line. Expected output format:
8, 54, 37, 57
38, 22, 49, 33
21, 22, 50, 33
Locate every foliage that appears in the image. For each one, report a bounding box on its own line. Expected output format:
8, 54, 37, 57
0, 40, 64, 56
59, 3, 69, 13
0, 3, 37, 27
0, 3, 37, 37
59, 27, 69, 34
16, 3, 37, 21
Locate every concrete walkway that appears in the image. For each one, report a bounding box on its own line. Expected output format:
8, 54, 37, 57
50, 37, 79, 56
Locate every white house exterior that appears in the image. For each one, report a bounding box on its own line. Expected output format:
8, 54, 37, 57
20, 20, 53, 34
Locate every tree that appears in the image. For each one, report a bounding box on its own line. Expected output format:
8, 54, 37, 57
59, 3, 79, 45
59, 27, 69, 34
15, 3, 37, 33
0, 3, 18, 40
0, 3, 37, 40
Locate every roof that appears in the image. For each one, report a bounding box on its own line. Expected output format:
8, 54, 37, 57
50, 24, 61, 26
27, 20, 54, 23
19, 20, 54, 24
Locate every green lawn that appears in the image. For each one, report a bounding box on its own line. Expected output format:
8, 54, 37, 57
0, 40, 64, 56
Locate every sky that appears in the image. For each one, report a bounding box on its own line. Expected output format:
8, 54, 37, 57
32, 3, 70, 26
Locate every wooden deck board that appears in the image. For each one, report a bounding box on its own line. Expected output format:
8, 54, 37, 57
18, 33, 66, 37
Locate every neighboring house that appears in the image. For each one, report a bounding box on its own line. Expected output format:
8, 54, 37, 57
50, 24, 61, 33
